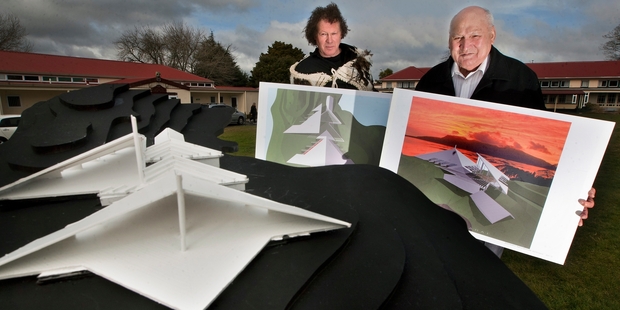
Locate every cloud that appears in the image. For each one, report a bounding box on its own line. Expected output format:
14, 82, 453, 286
469, 131, 506, 146
513, 141, 523, 150
2, 0, 617, 77
528, 141, 551, 154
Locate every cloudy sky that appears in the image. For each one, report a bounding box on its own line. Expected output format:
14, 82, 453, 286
4, 0, 619, 79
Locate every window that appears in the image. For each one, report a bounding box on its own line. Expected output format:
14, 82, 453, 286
559, 81, 569, 88
572, 95, 577, 104
231, 97, 237, 108
547, 95, 557, 104
72, 77, 85, 83
24, 75, 39, 81
7, 96, 21, 107
608, 93, 617, 104
42, 76, 57, 82
550, 81, 560, 87
584, 93, 589, 103
0, 74, 5, 80
220, 96, 223, 103
599, 80, 620, 88
210, 96, 216, 103
7, 75, 23, 80
58, 77, 71, 82
558, 95, 566, 103
540, 81, 550, 87
190, 82, 210, 87
396, 82, 403, 88
0, 117, 19, 127
597, 94, 606, 103
85, 78, 99, 84
581, 80, 589, 88
386, 82, 392, 88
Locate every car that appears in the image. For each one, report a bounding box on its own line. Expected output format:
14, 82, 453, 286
0, 115, 20, 144
208, 104, 246, 125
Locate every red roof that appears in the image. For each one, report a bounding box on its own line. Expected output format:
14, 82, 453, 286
0, 50, 212, 83
383, 66, 429, 80
526, 61, 620, 79
381, 60, 620, 81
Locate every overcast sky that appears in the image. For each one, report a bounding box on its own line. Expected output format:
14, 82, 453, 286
4, 0, 619, 79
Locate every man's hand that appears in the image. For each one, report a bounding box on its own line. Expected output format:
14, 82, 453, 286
577, 187, 596, 226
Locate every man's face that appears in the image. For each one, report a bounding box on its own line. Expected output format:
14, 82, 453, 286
449, 9, 496, 76
316, 20, 342, 58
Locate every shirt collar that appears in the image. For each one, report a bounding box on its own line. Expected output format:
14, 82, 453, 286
451, 54, 491, 79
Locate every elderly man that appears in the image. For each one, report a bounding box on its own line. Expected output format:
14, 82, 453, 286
416, 6, 544, 109
416, 6, 595, 255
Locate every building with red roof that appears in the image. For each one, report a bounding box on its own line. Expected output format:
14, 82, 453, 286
0, 51, 257, 115
379, 60, 620, 110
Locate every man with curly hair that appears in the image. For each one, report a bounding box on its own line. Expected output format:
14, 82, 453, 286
290, 3, 375, 91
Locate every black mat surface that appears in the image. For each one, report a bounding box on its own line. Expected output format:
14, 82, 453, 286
0, 85, 547, 309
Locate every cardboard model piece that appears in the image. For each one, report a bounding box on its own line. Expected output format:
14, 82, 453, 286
0, 119, 350, 310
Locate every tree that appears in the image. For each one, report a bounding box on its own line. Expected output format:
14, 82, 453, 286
249, 41, 305, 87
116, 24, 247, 86
115, 21, 205, 72
0, 13, 33, 52
193, 32, 248, 86
162, 22, 204, 73
378, 68, 393, 79
601, 23, 620, 61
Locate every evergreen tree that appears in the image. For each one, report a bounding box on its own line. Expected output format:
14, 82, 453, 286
249, 41, 305, 87
193, 32, 248, 86
378, 68, 394, 79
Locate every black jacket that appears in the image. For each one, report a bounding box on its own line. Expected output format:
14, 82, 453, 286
416, 46, 545, 110
290, 43, 374, 90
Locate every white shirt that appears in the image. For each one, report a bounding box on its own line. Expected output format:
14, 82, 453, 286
451, 55, 490, 99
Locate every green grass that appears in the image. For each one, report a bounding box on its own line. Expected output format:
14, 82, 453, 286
219, 124, 257, 157
220, 112, 620, 309
502, 111, 620, 310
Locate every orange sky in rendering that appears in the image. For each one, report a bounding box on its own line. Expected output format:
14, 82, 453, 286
405, 97, 571, 165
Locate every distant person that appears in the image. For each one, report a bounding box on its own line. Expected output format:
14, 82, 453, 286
416, 6, 595, 256
289, 2, 375, 91
250, 103, 257, 123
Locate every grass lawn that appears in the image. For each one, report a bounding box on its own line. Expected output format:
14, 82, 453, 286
219, 123, 257, 157
219, 112, 620, 309
502, 111, 620, 310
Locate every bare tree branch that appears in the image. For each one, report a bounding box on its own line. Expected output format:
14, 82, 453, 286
601, 23, 620, 61
0, 13, 33, 52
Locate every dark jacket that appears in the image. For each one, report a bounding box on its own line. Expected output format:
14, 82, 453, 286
416, 46, 545, 110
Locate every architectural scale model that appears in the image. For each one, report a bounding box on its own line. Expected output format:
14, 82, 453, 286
416, 147, 513, 224
0, 117, 350, 310
284, 96, 351, 166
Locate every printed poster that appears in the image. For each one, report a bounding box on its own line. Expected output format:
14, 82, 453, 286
256, 82, 392, 167
380, 88, 614, 264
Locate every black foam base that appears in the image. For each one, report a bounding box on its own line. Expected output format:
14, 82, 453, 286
0, 84, 546, 309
